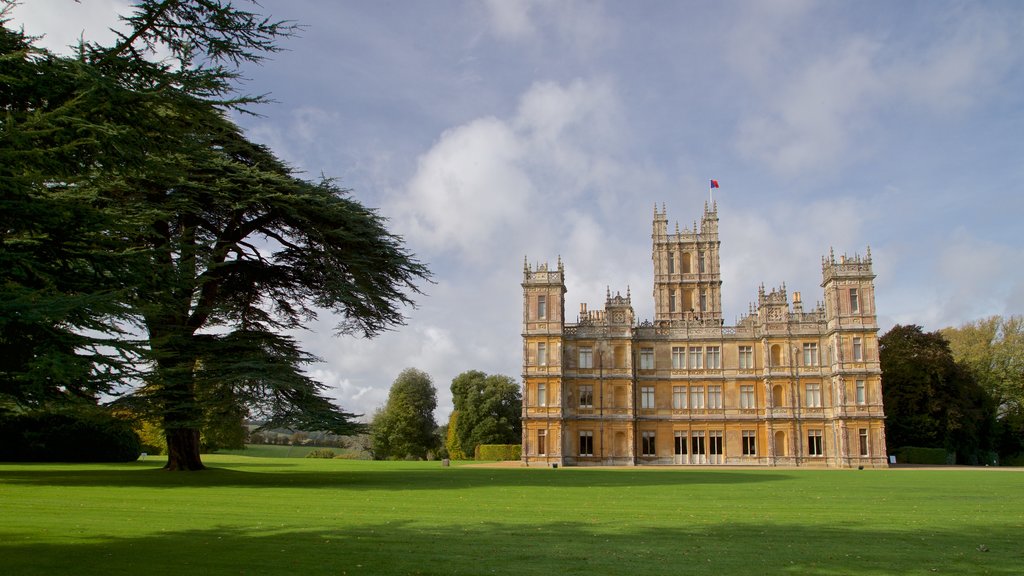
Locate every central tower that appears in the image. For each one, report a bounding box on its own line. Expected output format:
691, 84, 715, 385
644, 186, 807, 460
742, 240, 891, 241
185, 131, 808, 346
651, 202, 722, 324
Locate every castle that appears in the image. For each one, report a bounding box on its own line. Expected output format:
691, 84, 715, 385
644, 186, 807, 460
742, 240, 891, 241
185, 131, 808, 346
521, 201, 887, 468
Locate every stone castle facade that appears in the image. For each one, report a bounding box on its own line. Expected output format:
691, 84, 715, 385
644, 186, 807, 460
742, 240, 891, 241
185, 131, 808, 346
521, 201, 887, 468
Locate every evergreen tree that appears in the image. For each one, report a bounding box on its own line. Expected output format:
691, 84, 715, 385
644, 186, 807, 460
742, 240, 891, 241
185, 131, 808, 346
1, 3, 430, 469
880, 325, 997, 464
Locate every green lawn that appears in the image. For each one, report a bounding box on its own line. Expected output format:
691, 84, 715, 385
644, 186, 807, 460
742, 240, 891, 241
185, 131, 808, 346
1, 457, 1021, 575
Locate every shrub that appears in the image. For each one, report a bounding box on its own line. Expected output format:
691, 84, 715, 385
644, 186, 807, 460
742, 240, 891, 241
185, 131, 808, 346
305, 449, 337, 459
475, 444, 522, 461
893, 446, 949, 465
0, 409, 141, 462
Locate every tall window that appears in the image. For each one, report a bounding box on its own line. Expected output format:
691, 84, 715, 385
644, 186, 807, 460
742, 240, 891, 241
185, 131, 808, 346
691, 431, 706, 462
708, 385, 722, 409
641, 431, 656, 456
742, 430, 756, 455
668, 251, 675, 274
805, 383, 822, 408
690, 386, 705, 409
803, 343, 819, 366
856, 379, 866, 405
674, 431, 688, 456
641, 348, 655, 369
671, 346, 685, 369
849, 288, 859, 313
537, 342, 547, 366
537, 430, 547, 456
740, 385, 755, 409
859, 428, 869, 457
669, 289, 676, 313
706, 346, 721, 369
688, 347, 703, 369
808, 430, 823, 456
739, 345, 754, 369
538, 295, 547, 319
853, 337, 863, 361
672, 386, 686, 409
709, 430, 723, 462
579, 385, 594, 408
579, 431, 594, 456
537, 383, 547, 407
579, 347, 593, 369
698, 251, 706, 273
700, 290, 708, 313
641, 386, 655, 409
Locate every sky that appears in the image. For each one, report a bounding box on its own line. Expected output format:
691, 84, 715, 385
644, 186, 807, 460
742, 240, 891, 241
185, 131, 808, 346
9, 0, 1024, 422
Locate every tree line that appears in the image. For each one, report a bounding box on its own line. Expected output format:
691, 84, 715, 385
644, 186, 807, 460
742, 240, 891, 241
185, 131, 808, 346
370, 368, 522, 461
881, 316, 1023, 465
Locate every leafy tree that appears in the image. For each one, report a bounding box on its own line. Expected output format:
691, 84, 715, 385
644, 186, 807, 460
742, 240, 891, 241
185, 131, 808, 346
880, 325, 996, 464
449, 370, 522, 459
942, 316, 1024, 460
1, 3, 431, 470
371, 368, 438, 460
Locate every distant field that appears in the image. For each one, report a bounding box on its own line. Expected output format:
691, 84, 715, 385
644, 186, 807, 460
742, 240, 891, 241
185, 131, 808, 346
216, 444, 326, 458
1, 456, 1021, 575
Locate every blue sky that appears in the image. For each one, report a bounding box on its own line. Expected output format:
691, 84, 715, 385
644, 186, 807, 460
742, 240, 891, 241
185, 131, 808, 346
11, 0, 1024, 421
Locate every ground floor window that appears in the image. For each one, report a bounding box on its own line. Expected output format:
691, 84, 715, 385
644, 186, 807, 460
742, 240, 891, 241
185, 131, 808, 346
742, 430, 756, 456
807, 429, 823, 457
708, 430, 723, 463
674, 431, 688, 456
641, 431, 656, 456
690, 431, 706, 463
537, 430, 547, 456
579, 431, 593, 456
858, 428, 868, 456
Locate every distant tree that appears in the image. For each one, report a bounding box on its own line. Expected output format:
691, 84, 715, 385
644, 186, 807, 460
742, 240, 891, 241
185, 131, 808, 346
444, 411, 468, 460
449, 370, 522, 459
371, 369, 439, 460
880, 325, 997, 464
942, 316, 1024, 460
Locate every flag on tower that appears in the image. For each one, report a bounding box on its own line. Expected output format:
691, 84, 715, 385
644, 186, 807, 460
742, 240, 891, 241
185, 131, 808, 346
710, 179, 720, 189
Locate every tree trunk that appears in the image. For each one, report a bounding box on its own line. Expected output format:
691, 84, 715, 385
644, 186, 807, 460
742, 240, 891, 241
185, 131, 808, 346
165, 426, 205, 471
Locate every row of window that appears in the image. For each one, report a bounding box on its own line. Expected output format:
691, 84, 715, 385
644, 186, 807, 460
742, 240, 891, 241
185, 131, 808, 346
667, 288, 709, 314
534, 380, 869, 408
569, 340, 864, 370
532, 286, 863, 326
534, 429, 872, 458
666, 250, 707, 275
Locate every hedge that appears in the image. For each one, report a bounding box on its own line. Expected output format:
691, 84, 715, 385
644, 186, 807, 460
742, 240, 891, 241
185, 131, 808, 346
893, 446, 950, 465
0, 409, 141, 462
474, 444, 522, 461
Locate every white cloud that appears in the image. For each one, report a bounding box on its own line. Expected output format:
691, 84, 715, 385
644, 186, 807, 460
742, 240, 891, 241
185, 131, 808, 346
398, 116, 532, 260
482, 0, 614, 55
893, 8, 1019, 114
391, 77, 626, 262
483, 0, 536, 40
6, 0, 130, 53
735, 39, 883, 178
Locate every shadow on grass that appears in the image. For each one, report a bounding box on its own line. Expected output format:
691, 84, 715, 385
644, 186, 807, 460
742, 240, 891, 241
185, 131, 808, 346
2, 517, 1019, 576
0, 463, 793, 490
